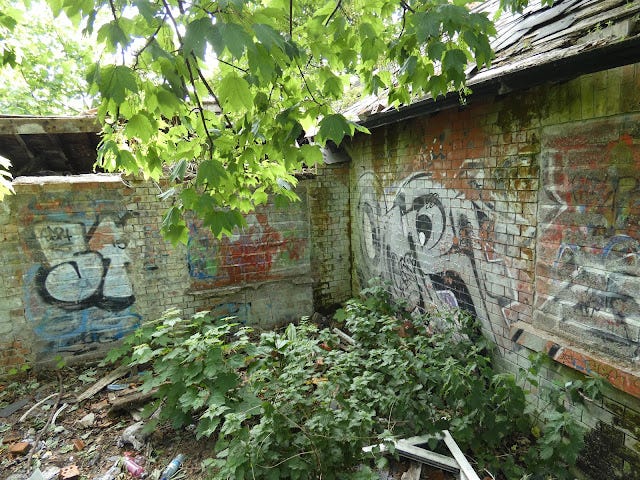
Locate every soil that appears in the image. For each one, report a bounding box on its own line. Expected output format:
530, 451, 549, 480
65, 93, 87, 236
1, 364, 214, 480
1, 365, 462, 480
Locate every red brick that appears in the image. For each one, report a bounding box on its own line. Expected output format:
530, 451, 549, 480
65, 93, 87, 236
9, 442, 31, 455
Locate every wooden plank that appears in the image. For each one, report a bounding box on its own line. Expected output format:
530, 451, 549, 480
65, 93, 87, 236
442, 430, 482, 480
0, 397, 31, 418
108, 389, 157, 414
363, 439, 460, 473
0, 116, 100, 135
333, 327, 356, 345
395, 442, 460, 473
75, 364, 130, 403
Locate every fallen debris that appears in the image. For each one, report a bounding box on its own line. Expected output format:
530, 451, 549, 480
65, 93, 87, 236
364, 431, 481, 480
72, 438, 85, 451
118, 421, 149, 450
51, 403, 69, 427
9, 441, 32, 456
93, 459, 120, 480
19, 393, 57, 423
123, 453, 145, 477
59, 464, 80, 480
160, 453, 185, 480
78, 412, 96, 428
27, 466, 61, 480
3, 431, 22, 444
90, 399, 110, 412
400, 462, 422, 480
0, 397, 31, 418
333, 327, 356, 346
108, 390, 156, 415
76, 365, 130, 403
1, 365, 205, 480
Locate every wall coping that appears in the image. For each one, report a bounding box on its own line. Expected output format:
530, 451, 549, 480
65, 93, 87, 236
511, 322, 640, 400
13, 173, 123, 185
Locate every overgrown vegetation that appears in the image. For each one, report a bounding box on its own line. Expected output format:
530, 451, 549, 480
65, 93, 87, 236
107, 284, 601, 479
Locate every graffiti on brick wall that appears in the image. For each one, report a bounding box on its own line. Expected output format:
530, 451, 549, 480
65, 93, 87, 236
34, 218, 135, 310
23, 207, 140, 355
538, 121, 640, 362
355, 170, 519, 345
187, 212, 307, 288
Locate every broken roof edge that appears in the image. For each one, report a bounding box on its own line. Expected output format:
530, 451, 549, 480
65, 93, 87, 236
0, 114, 100, 135
358, 34, 640, 130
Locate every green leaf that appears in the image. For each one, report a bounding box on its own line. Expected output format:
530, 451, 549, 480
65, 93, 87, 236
217, 73, 253, 113
156, 89, 182, 116
161, 206, 188, 245
247, 45, 275, 82
183, 17, 213, 59
252, 23, 285, 52
443, 48, 468, 85
540, 445, 554, 460
218, 22, 252, 59
299, 144, 323, 165
96, 65, 138, 104
412, 12, 440, 43
197, 159, 228, 187
97, 20, 130, 51
170, 159, 188, 182
316, 114, 354, 146
125, 113, 154, 141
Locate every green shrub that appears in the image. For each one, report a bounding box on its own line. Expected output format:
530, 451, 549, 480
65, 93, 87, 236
106, 283, 601, 479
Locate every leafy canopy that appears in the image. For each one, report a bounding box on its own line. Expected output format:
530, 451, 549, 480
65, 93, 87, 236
0, 0, 97, 115
8, 0, 550, 239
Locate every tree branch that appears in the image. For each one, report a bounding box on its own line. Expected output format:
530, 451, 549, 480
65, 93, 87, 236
218, 58, 249, 74
289, 0, 293, 37
324, 0, 342, 27
162, 0, 216, 159
108, 0, 126, 64
185, 58, 216, 160
296, 61, 323, 106
400, 1, 415, 14
193, 62, 234, 129
132, 17, 167, 70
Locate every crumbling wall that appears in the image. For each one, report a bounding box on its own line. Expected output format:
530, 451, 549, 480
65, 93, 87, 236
0, 175, 312, 371
309, 162, 352, 311
348, 62, 640, 477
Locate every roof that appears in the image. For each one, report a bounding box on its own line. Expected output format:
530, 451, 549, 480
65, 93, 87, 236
350, 0, 640, 127
0, 115, 100, 176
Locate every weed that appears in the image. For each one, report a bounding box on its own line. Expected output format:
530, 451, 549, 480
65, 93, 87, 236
106, 284, 600, 479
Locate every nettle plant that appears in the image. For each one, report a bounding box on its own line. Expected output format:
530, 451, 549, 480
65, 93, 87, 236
107, 284, 601, 480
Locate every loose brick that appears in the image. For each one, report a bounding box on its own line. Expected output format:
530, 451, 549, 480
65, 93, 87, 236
9, 441, 31, 456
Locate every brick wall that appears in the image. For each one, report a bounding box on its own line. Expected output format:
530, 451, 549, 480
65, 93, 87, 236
0, 175, 312, 372
309, 162, 352, 311
347, 62, 640, 477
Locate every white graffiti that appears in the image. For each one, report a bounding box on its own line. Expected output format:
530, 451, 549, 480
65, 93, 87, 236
35, 218, 134, 311
356, 171, 518, 345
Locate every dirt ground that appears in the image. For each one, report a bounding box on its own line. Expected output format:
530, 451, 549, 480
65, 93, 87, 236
1, 364, 460, 480
1, 364, 214, 480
